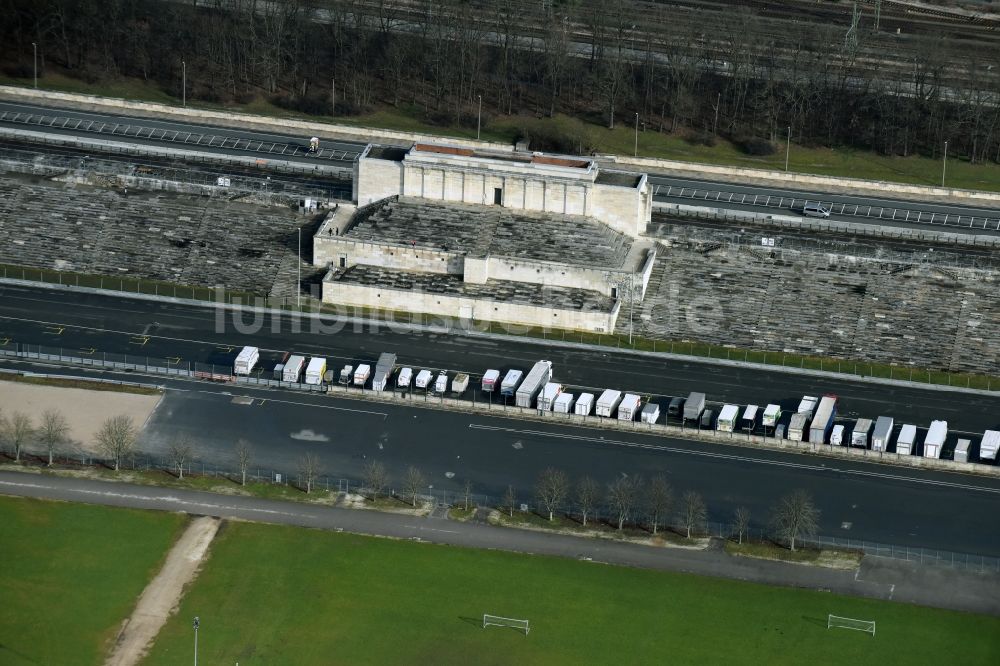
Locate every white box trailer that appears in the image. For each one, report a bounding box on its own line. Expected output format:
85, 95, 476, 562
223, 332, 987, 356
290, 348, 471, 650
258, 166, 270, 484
896, 424, 917, 455
434, 372, 449, 393
683, 392, 706, 421
871, 416, 894, 451
762, 404, 782, 428
415, 369, 433, 389
372, 352, 397, 391
234, 346, 260, 376
353, 364, 371, 386
538, 382, 562, 411
924, 420, 948, 459
575, 393, 594, 416
338, 364, 352, 384
797, 396, 819, 418
304, 357, 327, 385
452, 373, 469, 393
618, 394, 642, 421
742, 405, 759, 432
596, 389, 622, 417
500, 369, 523, 397
481, 369, 500, 392
851, 418, 872, 448
396, 367, 413, 389
516, 360, 553, 408
641, 403, 660, 424
954, 439, 971, 463
980, 430, 1000, 461
282, 355, 306, 383
553, 392, 574, 414
787, 413, 809, 441
831, 424, 845, 446
717, 404, 740, 433
808, 395, 838, 444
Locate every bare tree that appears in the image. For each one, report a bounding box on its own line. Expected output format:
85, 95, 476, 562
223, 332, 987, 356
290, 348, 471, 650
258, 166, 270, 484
402, 465, 425, 507
96, 415, 136, 471
576, 476, 599, 526
503, 484, 517, 517
608, 475, 640, 530
363, 459, 389, 501
298, 452, 322, 494
646, 475, 673, 535
771, 489, 820, 552
2, 411, 34, 463
169, 437, 194, 480
733, 506, 752, 545
462, 478, 474, 511
39, 409, 69, 466
681, 491, 707, 539
235, 439, 253, 486
535, 467, 569, 522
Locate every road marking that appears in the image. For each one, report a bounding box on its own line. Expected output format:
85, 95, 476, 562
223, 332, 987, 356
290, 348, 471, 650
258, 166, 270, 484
468, 424, 1000, 495
43, 325, 63, 335
130, 335, 150, 346
193, 390, 388, 418
80, 347, 97, 355
216, 345, 234, 353
0, 337, 9, 346
166, 356, 182, 365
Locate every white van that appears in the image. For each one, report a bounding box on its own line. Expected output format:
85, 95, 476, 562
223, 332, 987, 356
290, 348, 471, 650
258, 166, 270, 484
803, 201, 831, 218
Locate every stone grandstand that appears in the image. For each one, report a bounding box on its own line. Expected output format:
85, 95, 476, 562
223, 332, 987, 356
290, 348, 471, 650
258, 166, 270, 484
633, 241, 999, 374
0, 174, 310, 295
344, 196, 633, 267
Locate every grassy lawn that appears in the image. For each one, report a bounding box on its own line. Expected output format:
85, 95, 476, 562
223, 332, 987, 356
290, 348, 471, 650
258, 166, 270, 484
726, 541, 863, 569
144, 522, 1000, 665
0, 371, 162, 395
0, 496, 186, 665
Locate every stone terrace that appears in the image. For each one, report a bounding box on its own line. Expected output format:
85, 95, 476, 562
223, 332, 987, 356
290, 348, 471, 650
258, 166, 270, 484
326, 264, 614, 312
345, 196, 632, 267
0, 176, 307, 294
630, 243, 1000, 374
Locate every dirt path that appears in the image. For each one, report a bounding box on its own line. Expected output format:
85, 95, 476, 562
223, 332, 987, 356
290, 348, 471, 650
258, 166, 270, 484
104, 516, 221, 666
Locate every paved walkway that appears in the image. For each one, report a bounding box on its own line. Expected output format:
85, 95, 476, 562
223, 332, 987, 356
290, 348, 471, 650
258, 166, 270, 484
1, 470, 997, 616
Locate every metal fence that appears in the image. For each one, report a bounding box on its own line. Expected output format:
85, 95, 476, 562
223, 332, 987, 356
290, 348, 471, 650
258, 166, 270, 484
654, 184, 1000, 231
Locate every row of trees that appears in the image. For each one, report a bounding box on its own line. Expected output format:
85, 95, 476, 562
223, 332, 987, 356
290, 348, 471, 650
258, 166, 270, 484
1, 411, 819, 549
2, 0, 998, 161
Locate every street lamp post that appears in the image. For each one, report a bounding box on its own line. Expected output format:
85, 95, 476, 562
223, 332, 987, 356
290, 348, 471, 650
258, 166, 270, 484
32, 42, 37, 89
941, 140, 948, 187
634, 112, 639, 157
297, 227, 302, 309
784, 126, 791, 172
182, 60, 186, 107
477, 95, 482, 140
192, 616, 200, 666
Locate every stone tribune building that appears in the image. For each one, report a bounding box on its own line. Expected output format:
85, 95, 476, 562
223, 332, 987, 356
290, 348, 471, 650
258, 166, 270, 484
315, 142, 656, 332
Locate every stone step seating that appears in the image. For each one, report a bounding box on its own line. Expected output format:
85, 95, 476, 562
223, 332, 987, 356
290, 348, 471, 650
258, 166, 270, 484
346, 196, 631, 269
0, 177, 303, 295
328, 264, 614, 312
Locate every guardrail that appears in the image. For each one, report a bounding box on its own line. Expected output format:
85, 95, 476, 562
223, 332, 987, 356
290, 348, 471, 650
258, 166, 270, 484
653, 184, 1000, 231
0, 110, 359, 163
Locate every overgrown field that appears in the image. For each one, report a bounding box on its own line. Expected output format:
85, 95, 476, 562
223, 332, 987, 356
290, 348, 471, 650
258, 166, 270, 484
0, 496, 186, 665
144, 522, 1000, 665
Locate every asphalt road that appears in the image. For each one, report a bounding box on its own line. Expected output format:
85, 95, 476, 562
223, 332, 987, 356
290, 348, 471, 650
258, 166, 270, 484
2, 284, 998, 437
3, 100, 998, 235
2, 470, 998, 616
5, 353, 1000, 557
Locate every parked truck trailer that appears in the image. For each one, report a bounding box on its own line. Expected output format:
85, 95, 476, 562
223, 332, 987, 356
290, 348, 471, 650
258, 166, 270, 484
537, 382, 562, 411
596, 389, 622, 417
282, 355, 306, 383
304, 357, 327, 386
871, 416, 894, 451
717, 404, 740, 433
787, 413, 809, 441
575, 393, 595, 416
481, 369, 500, 392
371, 352, 397, 391
896, 424, 917, 455
515, 361, 553, 408
618, 394, 642, 421
924, 420, 948, 459
851, 418, 873, 448
683, 393, 706, 422
233, 346, 260, 376
500, 369, 524, 397
808, 395, 838, 444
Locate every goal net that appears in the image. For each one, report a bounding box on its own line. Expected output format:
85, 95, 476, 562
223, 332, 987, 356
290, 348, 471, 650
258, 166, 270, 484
827, 614, 875, 637
483, 614, 530, 635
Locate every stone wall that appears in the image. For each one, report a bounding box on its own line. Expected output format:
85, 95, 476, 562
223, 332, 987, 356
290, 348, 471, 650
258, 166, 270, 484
313, 235, 463, 275
323, 279, 620, 332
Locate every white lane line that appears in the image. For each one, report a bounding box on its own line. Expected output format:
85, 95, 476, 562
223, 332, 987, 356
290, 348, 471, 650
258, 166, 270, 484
192, 389, 388, 418
468, 424, 1000, 495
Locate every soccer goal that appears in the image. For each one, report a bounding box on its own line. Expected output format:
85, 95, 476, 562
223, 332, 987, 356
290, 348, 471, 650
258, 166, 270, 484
828, 614, 875, 637
483, 614, 530, 635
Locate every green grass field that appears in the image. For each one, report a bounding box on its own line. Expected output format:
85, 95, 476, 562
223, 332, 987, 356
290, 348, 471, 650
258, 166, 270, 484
0, 496, 186, 665
145, 522, 1000, 665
